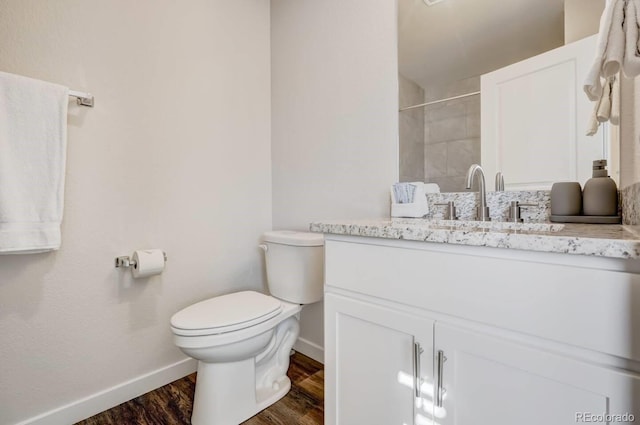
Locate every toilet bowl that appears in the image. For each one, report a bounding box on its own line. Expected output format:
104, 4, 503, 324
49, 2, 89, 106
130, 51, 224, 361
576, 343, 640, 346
170, 231, 323, 425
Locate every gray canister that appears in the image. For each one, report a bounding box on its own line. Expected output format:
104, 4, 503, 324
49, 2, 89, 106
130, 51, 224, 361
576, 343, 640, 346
550, 182, 582, 216
582, 160, 618, 216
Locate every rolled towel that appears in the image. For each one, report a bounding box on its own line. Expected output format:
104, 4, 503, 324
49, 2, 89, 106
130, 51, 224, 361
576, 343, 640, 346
602, 0, 626, 78
584, 0, 619, 101
596, 77, 613, 122
587, 75, 619, 135
586, 110, 600, 136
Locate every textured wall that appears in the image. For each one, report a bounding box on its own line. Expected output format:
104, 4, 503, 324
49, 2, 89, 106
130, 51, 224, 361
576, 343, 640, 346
0, 1, 271, 423
271, 0, 398, 359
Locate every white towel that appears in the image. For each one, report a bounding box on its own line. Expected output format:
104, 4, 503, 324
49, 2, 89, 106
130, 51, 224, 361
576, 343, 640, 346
0, 71, 69, 253
584, 0, 619, 101
390, 182, 429, 218
597, 77, 613, 122
602, 0, 627, 78
586, 110, 600, 136
423, 183, 441, 194
392, 182, 417, 204
585, 0, 640, 101
587, 75, 619, 135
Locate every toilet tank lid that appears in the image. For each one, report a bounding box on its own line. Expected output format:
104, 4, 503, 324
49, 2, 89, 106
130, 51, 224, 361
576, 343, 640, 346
170, 291, 282, 332
263, 230, 324, 246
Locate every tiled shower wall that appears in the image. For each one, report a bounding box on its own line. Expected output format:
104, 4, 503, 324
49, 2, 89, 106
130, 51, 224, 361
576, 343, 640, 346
399, 75, 481, 191
399, 74, 425, 182
424, 76, 481, 192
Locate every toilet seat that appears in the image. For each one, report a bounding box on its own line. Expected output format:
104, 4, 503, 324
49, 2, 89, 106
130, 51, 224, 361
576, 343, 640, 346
170, 291, 282, 336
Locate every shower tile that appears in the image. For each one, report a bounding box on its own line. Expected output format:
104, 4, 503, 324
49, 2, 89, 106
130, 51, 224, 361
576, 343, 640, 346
428, 116, 467, 144
425, 142, 448, 178
447, 138, 480, 176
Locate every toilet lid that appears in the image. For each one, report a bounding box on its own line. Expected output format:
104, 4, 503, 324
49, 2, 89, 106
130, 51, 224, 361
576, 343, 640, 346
170, 291, 282, 336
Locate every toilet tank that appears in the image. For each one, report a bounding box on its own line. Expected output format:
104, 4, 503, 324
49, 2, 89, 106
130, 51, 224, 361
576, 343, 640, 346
262, 231, 324, 304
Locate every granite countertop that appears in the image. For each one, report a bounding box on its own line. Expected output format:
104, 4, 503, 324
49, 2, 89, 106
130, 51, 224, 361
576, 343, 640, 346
310, 218, 640, 260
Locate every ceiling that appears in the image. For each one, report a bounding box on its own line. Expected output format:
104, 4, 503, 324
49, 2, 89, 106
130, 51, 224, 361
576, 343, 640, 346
398, 0, 566, 88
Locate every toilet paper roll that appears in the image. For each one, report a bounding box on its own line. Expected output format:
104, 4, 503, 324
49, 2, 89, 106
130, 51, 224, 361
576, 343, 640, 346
131, 249, 165, 278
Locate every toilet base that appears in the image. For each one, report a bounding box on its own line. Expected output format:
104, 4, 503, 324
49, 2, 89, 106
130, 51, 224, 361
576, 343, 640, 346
190, 316, 300, 425
191, 360, 292, 425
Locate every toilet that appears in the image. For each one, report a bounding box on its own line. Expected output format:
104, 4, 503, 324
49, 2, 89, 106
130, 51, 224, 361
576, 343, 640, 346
170, 230, 324, 425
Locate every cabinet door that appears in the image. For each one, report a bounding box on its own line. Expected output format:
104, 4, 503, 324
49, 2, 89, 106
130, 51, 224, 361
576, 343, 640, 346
325, 293, 435, 425
435, 323, 640, 425
481, 34, 607, 189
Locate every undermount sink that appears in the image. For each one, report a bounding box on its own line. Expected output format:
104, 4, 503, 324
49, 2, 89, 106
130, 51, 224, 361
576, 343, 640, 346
392, 218, 565, 233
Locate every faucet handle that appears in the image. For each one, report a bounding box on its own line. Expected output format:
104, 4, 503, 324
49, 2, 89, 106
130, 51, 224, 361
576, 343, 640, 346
507, 201, 538, 223
434, 201, 458, 220
495, 172, 505, 191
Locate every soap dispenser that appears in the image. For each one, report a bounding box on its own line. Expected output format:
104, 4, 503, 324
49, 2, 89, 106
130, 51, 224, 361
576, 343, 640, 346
582, 160, 618, 216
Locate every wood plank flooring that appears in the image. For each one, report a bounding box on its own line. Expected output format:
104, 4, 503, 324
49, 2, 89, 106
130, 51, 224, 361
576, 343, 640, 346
76, 352, 323, 425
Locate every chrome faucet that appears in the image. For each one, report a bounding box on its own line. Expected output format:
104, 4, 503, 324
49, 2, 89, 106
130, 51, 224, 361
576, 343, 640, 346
465, 164, 491, 221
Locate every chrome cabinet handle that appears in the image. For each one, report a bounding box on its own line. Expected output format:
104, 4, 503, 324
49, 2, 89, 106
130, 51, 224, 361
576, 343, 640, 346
435, 350, 446, 407
413, 342, 424, 397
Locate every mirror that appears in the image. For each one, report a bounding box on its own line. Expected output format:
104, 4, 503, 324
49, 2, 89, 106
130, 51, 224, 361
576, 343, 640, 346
398, 0, 616, 192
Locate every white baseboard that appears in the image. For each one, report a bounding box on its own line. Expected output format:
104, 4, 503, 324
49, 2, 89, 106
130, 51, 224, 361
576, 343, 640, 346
16, 358, 197, 425
294, 337, 324, 364
18, 341, 319, 425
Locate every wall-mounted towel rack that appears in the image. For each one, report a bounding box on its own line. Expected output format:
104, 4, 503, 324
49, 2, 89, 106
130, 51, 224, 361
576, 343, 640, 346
399, 90, 479, 112
69, 90, 94, 107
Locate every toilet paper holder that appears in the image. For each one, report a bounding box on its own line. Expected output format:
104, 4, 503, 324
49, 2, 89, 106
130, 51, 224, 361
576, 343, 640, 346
115, 251, 168, 268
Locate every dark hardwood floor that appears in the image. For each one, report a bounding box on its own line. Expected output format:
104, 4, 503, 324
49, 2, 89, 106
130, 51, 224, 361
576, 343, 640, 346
76, 352, 323, 425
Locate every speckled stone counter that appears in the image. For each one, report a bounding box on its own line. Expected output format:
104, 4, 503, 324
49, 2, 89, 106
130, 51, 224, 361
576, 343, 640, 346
426, 190, 551, 222
310, 218, 640, 260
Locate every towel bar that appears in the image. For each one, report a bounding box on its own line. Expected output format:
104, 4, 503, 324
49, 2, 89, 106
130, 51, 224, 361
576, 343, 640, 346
69, 90, 94, 107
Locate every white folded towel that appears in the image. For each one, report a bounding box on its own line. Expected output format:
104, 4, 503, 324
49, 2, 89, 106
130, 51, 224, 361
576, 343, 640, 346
0, 71, 69, 253
392, 182, 417, 204
391, 182, 429, 218
423, 182, 441, 194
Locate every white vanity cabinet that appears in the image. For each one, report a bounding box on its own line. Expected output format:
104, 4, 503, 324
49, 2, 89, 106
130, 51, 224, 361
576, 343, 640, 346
324, 235, 640, 425
436, 323, 640, 425
325, 293, 434, 425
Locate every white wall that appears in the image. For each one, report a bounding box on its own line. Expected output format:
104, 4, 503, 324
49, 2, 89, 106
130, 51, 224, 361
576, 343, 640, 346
620, 77, 640, 188
0, 1, 271, 424
271, 0, 398, 359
